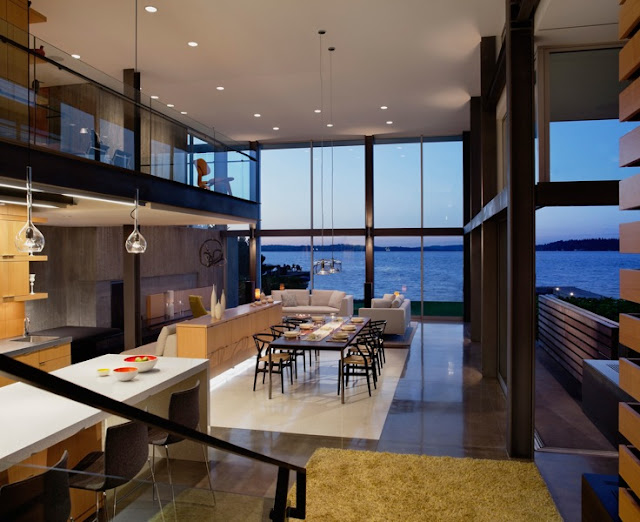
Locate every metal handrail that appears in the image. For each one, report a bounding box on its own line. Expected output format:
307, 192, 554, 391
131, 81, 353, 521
0, 354, 306, 521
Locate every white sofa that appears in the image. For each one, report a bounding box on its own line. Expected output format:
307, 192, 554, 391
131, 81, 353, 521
121, 324, 177, 357
358, 294, 411, 335
270, 289, 354, 316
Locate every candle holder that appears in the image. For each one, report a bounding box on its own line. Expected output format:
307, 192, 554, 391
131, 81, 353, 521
29, 273, 35, 295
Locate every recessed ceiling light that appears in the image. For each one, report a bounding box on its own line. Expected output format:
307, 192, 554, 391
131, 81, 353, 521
71, 54, 81, 59
386, 121, 393, 125
326, 123, 333, 127
150, 95, 159, 99
188, 41, 198, 47
273, 127, 279, 130
180, 111, 188, 115
254, 113, 261, 118
167, 103, 174, 108
380, 106, 388, 110
144, 5, 157, 12
216, 86, 224, 91
314, 109, 321, 113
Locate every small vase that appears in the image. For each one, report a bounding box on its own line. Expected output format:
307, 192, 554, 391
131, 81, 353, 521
220, 291, 226, 313
214, 302, 222, 320
210, 285, 217, 318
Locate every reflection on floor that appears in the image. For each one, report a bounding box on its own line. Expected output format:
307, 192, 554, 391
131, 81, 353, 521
115, 321, 615, 521
211, 345, 408, 439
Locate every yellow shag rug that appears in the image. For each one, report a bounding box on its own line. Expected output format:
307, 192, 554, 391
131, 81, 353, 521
289, 448, 561, 521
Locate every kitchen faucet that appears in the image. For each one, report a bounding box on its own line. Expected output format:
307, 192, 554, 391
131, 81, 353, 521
23, 317, 30, 337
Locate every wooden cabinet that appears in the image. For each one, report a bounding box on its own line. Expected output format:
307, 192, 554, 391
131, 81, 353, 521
0, 342, 71, 387
177, 302, 282, 377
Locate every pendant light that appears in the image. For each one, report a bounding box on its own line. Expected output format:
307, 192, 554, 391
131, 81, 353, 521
312, 31, 341, 276
14, 166, 45, 254
125, 189, 147, 254
15, 15, 45, 255
327, 45, 341, 274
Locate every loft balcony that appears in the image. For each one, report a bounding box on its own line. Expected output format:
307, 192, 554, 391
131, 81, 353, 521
0, 20, 257, 225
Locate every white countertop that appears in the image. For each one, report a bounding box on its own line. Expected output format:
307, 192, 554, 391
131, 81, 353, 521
0, 353, 208, 470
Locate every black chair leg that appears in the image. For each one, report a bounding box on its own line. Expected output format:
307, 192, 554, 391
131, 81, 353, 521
281, 365, 285, 393
365, 365, 372, 397
337, 365, 342, 395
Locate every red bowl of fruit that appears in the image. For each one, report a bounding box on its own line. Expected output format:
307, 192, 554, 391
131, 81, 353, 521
113, 367, 139, 381
123, 355, 158, 373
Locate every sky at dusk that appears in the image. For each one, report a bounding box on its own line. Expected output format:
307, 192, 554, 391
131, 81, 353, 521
256, 118, 640, 248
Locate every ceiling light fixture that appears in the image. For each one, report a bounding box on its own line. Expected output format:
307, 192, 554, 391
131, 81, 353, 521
71, 54, 81, 59
216, 86, 224, 91
187, 41, 198, 47
254, 113, 261, 118
15, 20, 45, 255
273, 127, 279, 130
180, 111, 187, 115
313, 31, 341, 276
61, 193, 133, 206
167, 103, 174, 108
380, 106, 388, 110
314, 109, 321, 113
386, 121, 393, 124
144, 5, 157, 12
150, 95, 159, 99
125, 189, 147, 254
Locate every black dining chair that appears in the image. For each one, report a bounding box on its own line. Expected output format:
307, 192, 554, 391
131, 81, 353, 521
148, 380, 216, 513
339, 333, 378, 397
271, 323, 306, 375
253, 333, 293, 393
69, 420, 157, 521
0, 450, 71, 522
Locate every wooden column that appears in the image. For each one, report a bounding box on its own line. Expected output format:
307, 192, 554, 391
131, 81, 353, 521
481, 36, 499, 377
462, 131, 471, 323
469, 97, 482, 342
505, 1, 536, 459
364, 135, 374, 307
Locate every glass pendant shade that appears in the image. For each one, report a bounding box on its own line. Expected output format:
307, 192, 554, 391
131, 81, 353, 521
14, 168, 45, 254
125, 189, 147, 254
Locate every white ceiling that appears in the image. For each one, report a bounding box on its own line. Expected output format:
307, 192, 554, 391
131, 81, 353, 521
25, 0, 620, 226
28, 1, 620, 145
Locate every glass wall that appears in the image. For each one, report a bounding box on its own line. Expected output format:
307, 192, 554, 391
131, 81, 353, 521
423, 141, 463, 227
0, 21, 257, 200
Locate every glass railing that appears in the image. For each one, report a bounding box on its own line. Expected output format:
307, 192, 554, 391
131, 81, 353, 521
0, 20, 257, 201
0, 354, 305, 522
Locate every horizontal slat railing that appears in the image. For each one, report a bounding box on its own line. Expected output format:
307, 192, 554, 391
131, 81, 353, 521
0, 354, 306, 522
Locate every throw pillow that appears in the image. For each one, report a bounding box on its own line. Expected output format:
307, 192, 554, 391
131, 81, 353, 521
311, 289, 333, 306
383, 293, 395, 301
372, 299, 392, 309
282, 291, 298, 307
328, 290, 346, 309
155, 324, 177, 356
391, 297, 402, 308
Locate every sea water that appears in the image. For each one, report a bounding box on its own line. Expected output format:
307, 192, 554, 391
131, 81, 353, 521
262, 250, 640, 300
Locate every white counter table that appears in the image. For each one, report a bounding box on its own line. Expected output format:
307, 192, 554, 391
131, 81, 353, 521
0, 353, 209, 521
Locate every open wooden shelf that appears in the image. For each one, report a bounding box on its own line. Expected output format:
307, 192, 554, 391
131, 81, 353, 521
1, 293, 48, 303
0, 255, 47, 262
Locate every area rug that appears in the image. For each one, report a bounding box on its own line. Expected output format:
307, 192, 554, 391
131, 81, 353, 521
149, 488, 266, 521
384, 323, 416, 347
288, 448, 561, 521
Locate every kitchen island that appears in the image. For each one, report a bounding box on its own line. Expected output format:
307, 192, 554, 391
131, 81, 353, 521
0, 353, 209, 521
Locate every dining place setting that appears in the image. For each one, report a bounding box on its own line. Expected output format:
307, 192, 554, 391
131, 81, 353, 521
256, 315, 386, 404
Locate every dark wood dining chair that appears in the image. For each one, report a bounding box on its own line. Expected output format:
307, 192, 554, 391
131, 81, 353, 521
253, 333, 293, 393
271, 324, 306, 374
339, 333, 378, 397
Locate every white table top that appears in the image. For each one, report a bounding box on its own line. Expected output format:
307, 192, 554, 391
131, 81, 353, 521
0, 354, 208, 470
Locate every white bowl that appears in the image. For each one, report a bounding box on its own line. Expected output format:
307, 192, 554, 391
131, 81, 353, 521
123, 355, 158, 373
96, 368, 110, 377
299, 323, 314, 330
341, 325, 356, 331
113, 367, 138, 382
351, 317, 364, 323
284, 331, 299, 339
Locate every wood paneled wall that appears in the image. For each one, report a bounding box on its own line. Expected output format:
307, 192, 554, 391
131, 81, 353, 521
619, 3, 640, 519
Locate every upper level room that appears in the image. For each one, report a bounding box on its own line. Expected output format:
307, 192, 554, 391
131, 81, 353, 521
0, 0, 622, 228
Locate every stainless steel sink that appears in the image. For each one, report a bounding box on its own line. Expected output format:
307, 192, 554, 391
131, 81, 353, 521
11, 335, 60, 343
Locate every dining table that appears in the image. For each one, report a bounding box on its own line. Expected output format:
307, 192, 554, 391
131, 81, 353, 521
268, 315, 370, 404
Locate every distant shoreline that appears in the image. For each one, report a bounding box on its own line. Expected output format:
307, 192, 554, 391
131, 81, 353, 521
262, 238, 620, 252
